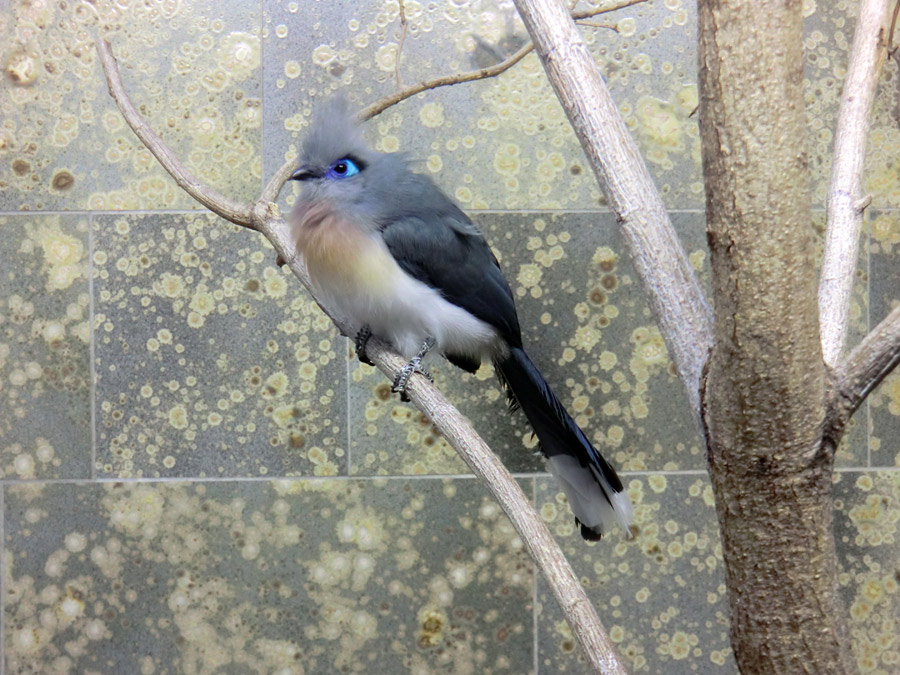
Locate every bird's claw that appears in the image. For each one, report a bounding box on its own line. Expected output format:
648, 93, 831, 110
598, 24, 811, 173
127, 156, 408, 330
391, 337, 435, 402
355, 326, 374, 366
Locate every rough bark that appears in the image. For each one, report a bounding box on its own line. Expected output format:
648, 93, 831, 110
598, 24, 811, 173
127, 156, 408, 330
698, 0, 853, 672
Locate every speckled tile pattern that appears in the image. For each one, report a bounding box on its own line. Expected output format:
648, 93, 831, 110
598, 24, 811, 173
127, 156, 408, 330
0, 214, 92, 479
350, 211, 709, 476
865, 211, 900, 468
535, 474, 733, 673
92, 212, 347, 478
0, 1, 262, 211
0, 0, 897, 673
4, 478, 535, 675
264, 0, 703, 211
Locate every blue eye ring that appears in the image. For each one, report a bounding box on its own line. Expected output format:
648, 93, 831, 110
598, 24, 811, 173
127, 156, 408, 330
325, 158, 360, 180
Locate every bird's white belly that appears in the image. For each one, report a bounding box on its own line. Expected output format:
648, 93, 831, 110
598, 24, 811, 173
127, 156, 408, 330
294, 207, 499, 361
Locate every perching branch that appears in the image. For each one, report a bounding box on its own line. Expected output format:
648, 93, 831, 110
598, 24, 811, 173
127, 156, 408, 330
96, 38, 626, 675
833, 303, 900, 424
511, 0, 713, 427
819, 0, 890, 366
359, 0, 647, 121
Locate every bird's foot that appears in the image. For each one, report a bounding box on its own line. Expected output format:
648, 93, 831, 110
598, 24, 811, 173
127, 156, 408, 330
355, 325, 374, 366
391, 337, 435, 402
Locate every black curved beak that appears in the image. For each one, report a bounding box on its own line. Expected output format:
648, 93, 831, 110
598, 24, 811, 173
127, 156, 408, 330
290, 165, 318, 181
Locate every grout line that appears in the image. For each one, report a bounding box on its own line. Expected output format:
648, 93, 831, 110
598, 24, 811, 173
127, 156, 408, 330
532, 477, 540, 675
0, 208, 713, 218
866, 213, 873, 469
88, 214, 98, 480
1, 486, 5, 675
345, 345, 353, 475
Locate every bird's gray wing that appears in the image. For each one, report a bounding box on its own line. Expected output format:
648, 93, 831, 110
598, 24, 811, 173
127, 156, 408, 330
380, 214, 523, 349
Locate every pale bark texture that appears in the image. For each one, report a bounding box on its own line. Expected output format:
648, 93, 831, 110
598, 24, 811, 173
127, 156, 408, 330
512, 0, 713, 429
819, 0, 890, 365
698, 0, 852, 672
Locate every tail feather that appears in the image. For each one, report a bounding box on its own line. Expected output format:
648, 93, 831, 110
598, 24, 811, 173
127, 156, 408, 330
495, 347, 632, 540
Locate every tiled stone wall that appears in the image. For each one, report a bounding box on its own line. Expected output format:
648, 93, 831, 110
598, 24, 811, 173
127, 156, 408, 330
1, 1, 898, 673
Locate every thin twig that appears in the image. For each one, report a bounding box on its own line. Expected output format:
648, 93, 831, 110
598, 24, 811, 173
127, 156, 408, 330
395, 0, 408, 89
358, 0, 647, 121
96, 36, 625, 674
819, 0, 890, 366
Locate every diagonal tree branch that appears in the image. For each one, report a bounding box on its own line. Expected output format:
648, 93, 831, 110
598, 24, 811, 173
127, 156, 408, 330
97, 40, 255, 228
833, 303, 900, 423
96, 38, 627, 675
819, 0, 890, 366
511, 0, 714, 428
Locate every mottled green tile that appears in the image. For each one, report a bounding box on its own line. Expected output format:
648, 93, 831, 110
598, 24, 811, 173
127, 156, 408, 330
349, 211, 708, 476
536, 474, 734, 673
863, 210, 900, 467
4, 478, 534, 674
92, 212, 346, 478
0, 2, 261, 210
834, 471, 900, 674
263, 0, 703, 211
0, 215, 91, 479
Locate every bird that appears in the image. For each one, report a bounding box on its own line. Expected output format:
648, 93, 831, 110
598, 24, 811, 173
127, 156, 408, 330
287, 97, 633, 540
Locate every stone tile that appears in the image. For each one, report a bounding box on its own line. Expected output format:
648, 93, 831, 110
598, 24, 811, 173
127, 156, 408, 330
0, 214, 91, 479
535, 473, 734, 673
833, 470, 900, 674
0, 1, 262, 210
863, 211, 900, 468
349, 211, 709, 476
92, 212, 347, 478
4, 478, 535, 674
262, 0, 703, 212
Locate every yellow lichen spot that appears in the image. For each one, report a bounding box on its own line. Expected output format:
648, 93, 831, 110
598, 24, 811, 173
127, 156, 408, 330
607, 425, 624, 446
264, 372, 289, 398
648, 474, 668, 493
618, 17, 636, 37
871, 214, 900, 247
636, 96, 684, 156
168, 405, 189, 430
426, 154, 443, 173
159, 274, 184, 298
264, 274, 287, 298
668, 631, 694, 659
592, 246, 617, 267
380, 135, 400, 153
189, 290, 215, 317
284, 60, 302, 79
493, 144, 521, 177
417, 608, 447, 647
375, 43, 398, 72
517, 263, 542, 289
419, 102, 444, 128
218, 32, 260, 81
676, 85, 699, 112
599, 351, 618, 370
689, 249, 706, 271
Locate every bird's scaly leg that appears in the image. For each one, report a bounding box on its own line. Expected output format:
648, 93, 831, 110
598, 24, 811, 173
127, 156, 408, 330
392, 337, 435, 401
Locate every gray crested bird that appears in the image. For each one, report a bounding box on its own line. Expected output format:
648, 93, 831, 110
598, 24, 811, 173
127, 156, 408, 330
288, 98, 633, 540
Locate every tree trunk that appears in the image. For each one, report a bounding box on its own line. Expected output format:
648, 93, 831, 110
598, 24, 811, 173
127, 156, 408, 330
698, 0, 854, 672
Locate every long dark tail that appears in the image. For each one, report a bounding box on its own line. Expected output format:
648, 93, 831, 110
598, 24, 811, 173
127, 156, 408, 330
495, 347, 632, 540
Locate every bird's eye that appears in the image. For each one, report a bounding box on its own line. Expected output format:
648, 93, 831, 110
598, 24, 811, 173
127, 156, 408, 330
326, 158, 360, 179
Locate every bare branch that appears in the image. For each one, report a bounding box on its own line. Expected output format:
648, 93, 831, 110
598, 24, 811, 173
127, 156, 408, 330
511, 0, 713, 427
97, 37, 626, 674
834, 303, 900, 420
395, 0, 408, 89
358, 41, 535, 121
96, 39, 255, 228
262, 150, 299, 205
358, 0, 647, 121
819, 0, 890, 366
